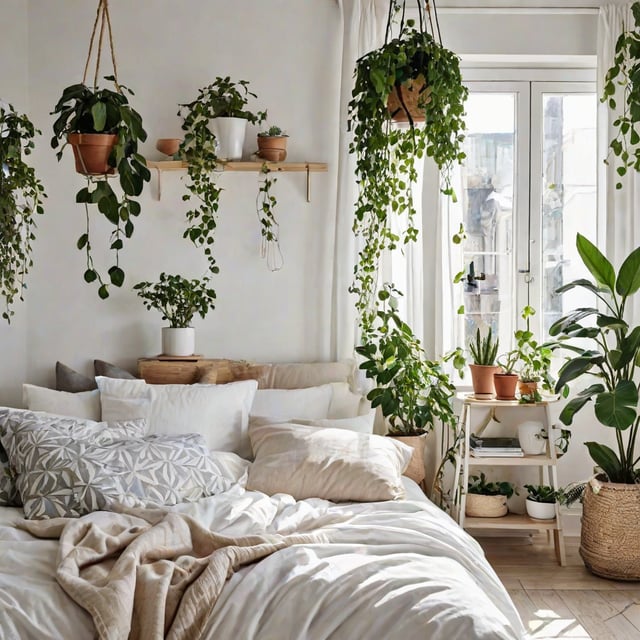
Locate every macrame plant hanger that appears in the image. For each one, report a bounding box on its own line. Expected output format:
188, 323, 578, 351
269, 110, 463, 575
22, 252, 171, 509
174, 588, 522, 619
83, 0, 120, 93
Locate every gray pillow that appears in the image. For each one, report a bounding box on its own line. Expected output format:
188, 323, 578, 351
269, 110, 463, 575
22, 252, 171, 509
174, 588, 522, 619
94, 359, 137, 380
1, 411, 231, 519
56, 361, 97, 393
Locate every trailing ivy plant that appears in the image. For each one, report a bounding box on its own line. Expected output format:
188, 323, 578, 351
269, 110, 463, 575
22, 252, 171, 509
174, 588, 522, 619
256, 164, 283, 271
50, 76, 150, 299
178, 77, 266, 276
348, 5, 467, 334
602, 1, 640, 189
0, 103, 46, 322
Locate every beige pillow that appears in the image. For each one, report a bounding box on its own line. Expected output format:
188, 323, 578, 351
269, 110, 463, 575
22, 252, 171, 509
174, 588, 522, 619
246, 422, 412, 502
264, 360, 355, 389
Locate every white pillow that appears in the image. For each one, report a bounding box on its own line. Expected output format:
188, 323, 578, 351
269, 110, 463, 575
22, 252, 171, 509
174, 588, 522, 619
22, 384, 101, 421
250, 384, 333, 421
250, 411, 376, 435
246, 422, 412, 502
96, 377, 258, 457
328, 382, 363, 418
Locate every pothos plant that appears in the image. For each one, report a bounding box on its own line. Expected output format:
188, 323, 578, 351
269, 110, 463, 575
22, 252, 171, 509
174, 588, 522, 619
602, 1, 640, 189
256, 164, 283, 271
348, 2, 467, 333
51, 76, 150, 299
0, 103, 46, 322
178, 77, 266, 276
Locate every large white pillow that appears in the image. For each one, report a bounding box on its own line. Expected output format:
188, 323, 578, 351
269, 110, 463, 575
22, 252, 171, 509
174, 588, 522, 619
246, 422, 412, 502
96, 377, 258, 457
250, 384, 333, 421
249, 411, 376, 435
22, 384, 101, 421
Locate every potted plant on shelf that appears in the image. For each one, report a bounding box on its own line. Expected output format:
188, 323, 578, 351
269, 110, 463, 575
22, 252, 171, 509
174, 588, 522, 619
0, 103, 46, 323
550, 233, 640, 580
494, 349, 520, 400
257, 125, 288, 162
356, 285, 459, 487
133, 272, 216, 357
466, 472, 517, 518
50, 77, 150, 300
468, 327, 500, 399
523, 484, 560, 520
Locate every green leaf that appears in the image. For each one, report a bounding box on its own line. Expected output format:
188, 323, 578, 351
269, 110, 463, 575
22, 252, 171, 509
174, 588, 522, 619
616, 245, 640, 296
585, 442, 622, 481
558, 383, 605, 425
594, 380, 638, 430
98, 284, 110, 299
76, 234, 89, 250
83, 269, 97, 283
555, 356, 597, 391
108, 266, 125, 287
91, 102, 107, 132
576, 233, 615, 291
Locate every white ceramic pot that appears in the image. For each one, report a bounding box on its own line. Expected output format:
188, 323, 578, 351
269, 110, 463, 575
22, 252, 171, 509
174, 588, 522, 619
161, 327, 195, 357
210, 116, 247, 160
517, 420, 546, 455
525, 497, 556, 520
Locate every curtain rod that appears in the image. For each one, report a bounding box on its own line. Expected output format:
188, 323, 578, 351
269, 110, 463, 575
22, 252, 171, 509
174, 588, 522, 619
438, 7, 598, 14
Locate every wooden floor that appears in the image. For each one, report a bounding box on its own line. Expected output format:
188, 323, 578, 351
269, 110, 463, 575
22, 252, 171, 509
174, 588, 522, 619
478, 534, 640, 639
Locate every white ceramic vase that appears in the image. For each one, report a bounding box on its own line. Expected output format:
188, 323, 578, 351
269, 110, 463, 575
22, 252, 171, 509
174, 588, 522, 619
210, 116, 246, 160
517, 420, 546, 455
161, 327, 195, 357
525, 497, 556, 520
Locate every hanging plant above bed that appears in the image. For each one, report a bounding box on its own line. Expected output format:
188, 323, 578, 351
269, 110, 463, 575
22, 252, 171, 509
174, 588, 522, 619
0, 103, 47, 322
50, 0, 150, 299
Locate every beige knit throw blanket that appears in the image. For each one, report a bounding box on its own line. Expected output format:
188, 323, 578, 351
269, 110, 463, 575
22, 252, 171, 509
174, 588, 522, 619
19, 508, 328, 640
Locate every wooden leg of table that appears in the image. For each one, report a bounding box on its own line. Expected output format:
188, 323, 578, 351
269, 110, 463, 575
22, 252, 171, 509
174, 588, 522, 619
553, 529, 567, 566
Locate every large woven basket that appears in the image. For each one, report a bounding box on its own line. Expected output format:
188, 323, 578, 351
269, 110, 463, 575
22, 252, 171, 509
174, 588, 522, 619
465, 493, 508, 518
580, 476, 640, 581
387, 75, 431, 123
389, 435, 425, 486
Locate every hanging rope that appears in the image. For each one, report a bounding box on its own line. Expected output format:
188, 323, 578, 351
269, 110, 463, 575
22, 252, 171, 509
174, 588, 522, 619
81, 0, 121, 92
384, 0, 442, 44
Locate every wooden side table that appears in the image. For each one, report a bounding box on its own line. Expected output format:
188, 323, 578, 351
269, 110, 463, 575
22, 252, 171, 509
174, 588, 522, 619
138, 355, 213, 384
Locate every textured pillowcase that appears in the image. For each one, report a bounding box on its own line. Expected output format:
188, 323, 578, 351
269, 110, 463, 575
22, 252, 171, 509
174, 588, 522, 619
246, 422, 412, 502
250, 411, 376, 435
1, 415, 230, 519
250, 385, 333, 421
55, 362, 97, 393
94, 359, 137, 379
22, 384, 101, 421
96, 377, 258, 458
264, 360, 355, 389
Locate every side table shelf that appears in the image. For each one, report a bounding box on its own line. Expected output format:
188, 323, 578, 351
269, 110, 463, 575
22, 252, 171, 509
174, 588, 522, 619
454, 394, 566, 566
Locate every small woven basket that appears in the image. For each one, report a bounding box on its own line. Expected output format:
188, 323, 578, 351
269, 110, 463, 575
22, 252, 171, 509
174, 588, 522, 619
580, 476, 640, 581
466, 493, 508, 518
389, 435, 425, 486
387, 75, 431, 123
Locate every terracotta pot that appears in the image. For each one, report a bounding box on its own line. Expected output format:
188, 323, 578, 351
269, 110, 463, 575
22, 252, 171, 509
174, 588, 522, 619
387, 75, 431, 123
156, 138, 181, 157
388, 434, 425, 486
465, 493, 508, 518
68, 132, 117, 175
493, 372, 519, 400
257, 135, 288, 162
469, 364, 500, 399
518, 380, 538, 397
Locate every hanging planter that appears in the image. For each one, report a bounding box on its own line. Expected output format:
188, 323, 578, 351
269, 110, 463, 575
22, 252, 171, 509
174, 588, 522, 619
50, 0, 150, 300
387, 75, 431, 123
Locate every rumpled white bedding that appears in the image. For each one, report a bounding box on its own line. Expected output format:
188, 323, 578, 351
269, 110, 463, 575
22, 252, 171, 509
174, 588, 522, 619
0, 477, 527, 640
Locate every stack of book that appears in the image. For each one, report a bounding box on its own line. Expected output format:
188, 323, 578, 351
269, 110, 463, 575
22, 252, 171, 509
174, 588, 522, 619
469, 434, 524, 457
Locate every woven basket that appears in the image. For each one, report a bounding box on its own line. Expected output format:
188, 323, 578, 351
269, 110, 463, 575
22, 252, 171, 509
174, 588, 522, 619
466, 493, 508, 518
389, 435, 425, 486
580, 476, 640, 581
387, 75, 431, 123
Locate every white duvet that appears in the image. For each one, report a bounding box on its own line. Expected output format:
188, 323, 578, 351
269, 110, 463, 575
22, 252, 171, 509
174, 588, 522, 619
0, 479, 526, 640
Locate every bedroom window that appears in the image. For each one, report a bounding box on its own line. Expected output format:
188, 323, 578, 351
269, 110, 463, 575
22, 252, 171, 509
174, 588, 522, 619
448, 80, 597, 354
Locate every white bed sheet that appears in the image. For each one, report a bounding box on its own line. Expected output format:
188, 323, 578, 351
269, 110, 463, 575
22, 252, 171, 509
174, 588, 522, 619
0, 479, 527, 640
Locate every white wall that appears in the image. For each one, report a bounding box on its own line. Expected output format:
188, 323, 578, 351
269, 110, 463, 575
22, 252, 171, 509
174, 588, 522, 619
16, 0, 341, 390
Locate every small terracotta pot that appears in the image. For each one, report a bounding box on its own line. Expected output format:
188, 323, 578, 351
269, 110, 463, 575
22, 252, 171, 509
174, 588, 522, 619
469, 364, 500, 398
493, 372, 519, 400
156, 138, 181, 156
68, 132, 117, 175
257, 135, 288, 162
518, 380, 538, 397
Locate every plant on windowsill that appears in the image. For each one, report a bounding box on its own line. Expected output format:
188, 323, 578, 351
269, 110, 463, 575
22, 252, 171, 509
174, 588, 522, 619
0, 103, 47, 323
466, 472, 517, 518
550, 233, 640, 580
178, 77, 266, 276
133, 272, 216, 357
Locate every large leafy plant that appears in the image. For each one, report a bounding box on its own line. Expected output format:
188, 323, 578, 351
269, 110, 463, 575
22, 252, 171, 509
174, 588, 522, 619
0, 103, 46, 322
551, 233, 640, 484
133, 272, 216, 328
51, 77, 150, 299
602, 1, 640, 188
356, 285, 458, 436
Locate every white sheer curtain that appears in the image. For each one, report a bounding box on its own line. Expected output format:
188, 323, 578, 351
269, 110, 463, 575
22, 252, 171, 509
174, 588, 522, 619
333, 0, 428, 361
599, 3, 640, 323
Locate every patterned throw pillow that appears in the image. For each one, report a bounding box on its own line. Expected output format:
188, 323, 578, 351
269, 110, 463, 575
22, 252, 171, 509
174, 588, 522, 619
1, 411, 232, 519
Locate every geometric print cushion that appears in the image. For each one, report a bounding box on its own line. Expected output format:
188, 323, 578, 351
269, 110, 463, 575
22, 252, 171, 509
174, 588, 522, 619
0, 412, 232, 519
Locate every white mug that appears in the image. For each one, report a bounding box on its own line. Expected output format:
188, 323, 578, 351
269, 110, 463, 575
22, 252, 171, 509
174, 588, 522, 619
517, 420, 546, 455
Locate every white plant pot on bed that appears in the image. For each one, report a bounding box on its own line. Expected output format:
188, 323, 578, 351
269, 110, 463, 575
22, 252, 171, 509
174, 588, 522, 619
161, 327, 195, 357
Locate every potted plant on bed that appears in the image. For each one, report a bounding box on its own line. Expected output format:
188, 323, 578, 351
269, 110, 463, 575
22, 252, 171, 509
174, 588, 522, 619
466, 472, 517, 518
550, 233, 640, 580
133, 272, 217, 357
0, 102, 47, 323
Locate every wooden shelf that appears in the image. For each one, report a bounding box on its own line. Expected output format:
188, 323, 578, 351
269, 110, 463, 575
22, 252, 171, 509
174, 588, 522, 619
145, 160, 328, 201
468, 454, 555, 466
458, 392, 558, 407
464, 513, 558, 531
